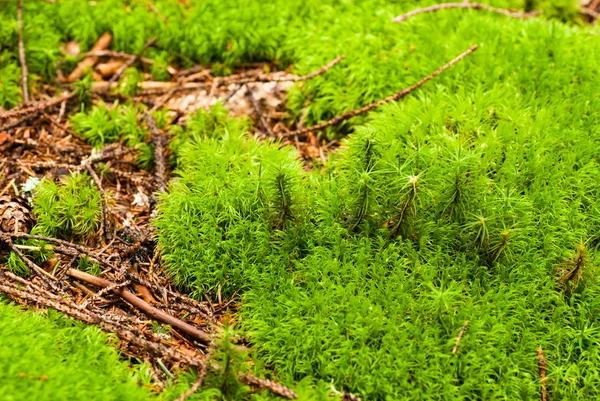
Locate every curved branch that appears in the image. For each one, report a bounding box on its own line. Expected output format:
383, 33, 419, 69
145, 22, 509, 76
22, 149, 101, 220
393, 2, 540, 23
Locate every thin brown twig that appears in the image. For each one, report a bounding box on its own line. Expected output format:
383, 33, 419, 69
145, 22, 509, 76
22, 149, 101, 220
0, 93, 74, 121
42, 112, 76, 135
538, 346, 547, 401
239, 374, 298, 399
145, 113, 167, 192
126, 272, 216, 322
392, 2, 540, 22
174, 365, 209, 401
246, 85, 275, 137
1, 234, 60, 290
81, 280, 130, 308
0, 114, 36, 132
231, 56, 345, 85
67, 32, 113, 82
17, 0, 29, 103
85, 163, 110, 240
104, 37, 156, 92
452, 321, 469, 354
84, 50, 156, 66
284, 44, 478, 137
67, 268, 213, 343
146, 0, 168, 23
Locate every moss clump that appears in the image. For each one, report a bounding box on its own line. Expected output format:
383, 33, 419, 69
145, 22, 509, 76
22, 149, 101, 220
158, 64, 600, 400
70, 101, 155, 169
156, 119, 304, 297
32, 172, 102, 240
70, 101, 121, 147
0, 301, 155, 401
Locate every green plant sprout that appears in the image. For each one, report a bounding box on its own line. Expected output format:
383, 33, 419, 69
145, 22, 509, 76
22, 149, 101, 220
32, 172, 103, 240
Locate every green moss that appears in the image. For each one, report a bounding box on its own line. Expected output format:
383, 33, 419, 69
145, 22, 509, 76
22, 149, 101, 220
0, 301, 155, 401
156, 14, 600, 394
1, 0, 600, 399
70, 101, 121, 147
32, 172, 102, 240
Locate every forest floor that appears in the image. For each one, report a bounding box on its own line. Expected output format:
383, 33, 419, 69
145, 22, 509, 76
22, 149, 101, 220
2, 0, 600, 400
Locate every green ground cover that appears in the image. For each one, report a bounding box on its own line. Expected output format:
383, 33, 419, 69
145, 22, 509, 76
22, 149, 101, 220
2, 0, 600, 400
0, 301, 156, 401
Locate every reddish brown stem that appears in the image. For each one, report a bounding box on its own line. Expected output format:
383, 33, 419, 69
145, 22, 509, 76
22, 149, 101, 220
452, 321, 469, 354
67, 32, 113, 82
17, 0, 29, 103
67, 268, 212, 344
392, 2, 540, 23
284, 45, 478, 137
0, 93, 74, 121
538, 347, 547, 401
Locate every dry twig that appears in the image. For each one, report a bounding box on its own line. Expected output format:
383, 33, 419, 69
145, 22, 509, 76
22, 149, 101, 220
17, 0, 29, 103
145, 113, 168, 192
538, 346, 547, 401
0, 93, 74, 121
174, 365, 209, 401
246, 85, 275, 137
67, 32, 113, 82
236, 55, 345, 84
284, 44, 478, 137
452, 321, 469, 354
104, 37, 157, 92
239, 374, 298, 399
392, 2, 540, 22
85, 163, 110, 240
67, 268, 213, 343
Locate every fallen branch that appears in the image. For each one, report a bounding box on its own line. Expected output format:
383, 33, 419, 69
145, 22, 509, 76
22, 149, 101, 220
174, 365, 209, 401
145, 113, 168, 192
283, 44, 478, 137
67, 32, 113, 82
1, 234, 60, 291
104, 37, 156, 92
236, 55, 345, 84
246, 85, 275, 137
84, 50, 156, 66
392, 2, 540, 23
452, 321, 469, 354
67, 268, 213, 343
239, 374, 297, 399
17, 0, 29, 103
85, 163, 110, 240
538, 347, 547, 401
126, 272, 216, 322
0, 93, 74, 121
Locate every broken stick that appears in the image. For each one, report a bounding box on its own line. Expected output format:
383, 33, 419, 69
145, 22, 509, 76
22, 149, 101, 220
145, 113, 168, 192
104, 37, 156, 92
246, 85, 275, 137
538, 346, 547, 401
452, 321, 469, 354
17, 0, 29, 103
283, 44, 478, 137
0, 93, 74, 121
67, 32, 113, 82
392, 2, 539, 23
67, 268, 213, 344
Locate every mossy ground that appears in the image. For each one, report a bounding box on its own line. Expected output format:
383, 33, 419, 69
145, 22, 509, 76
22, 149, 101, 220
2, 0, 600, 400
0, 300, 155, 401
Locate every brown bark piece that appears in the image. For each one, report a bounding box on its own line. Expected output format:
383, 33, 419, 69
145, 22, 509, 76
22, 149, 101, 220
67, 32, 113, 82
96, 60, 125, 78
